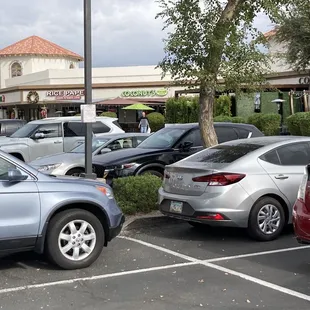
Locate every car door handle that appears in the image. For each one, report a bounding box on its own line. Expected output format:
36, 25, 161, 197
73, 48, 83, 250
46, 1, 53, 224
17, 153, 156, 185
54, 141, 62, 144
275, 174, 288, 180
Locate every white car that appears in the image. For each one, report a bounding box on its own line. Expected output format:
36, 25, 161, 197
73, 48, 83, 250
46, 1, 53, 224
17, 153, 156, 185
0, 116, 124, 162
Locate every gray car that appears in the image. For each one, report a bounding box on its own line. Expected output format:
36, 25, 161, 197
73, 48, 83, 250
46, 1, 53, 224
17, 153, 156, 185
159, 136, 310, 241
29, 133, 150, 176
0, 150, 124, 269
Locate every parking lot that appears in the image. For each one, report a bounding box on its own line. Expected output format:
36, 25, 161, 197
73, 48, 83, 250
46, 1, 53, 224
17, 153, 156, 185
0, 219, 310, 309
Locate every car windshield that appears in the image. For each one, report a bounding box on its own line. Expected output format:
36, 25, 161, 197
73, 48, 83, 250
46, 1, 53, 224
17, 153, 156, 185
71, 138, 110, 153
10, 123, 38, 138
185, 143, 263, 163
138, 128, 187, 149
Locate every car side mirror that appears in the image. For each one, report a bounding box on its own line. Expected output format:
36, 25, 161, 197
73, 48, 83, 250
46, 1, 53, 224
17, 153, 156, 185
33, 132, 45, 140
100, 148, 112, 154
8, 168, 28, 182
180, 141, 193, 151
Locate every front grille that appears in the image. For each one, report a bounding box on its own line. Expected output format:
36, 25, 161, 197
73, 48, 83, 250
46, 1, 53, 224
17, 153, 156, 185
92, 164, 105, 178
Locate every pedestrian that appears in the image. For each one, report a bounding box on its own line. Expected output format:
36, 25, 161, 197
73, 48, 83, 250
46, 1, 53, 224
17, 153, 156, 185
138, 111, 149, 133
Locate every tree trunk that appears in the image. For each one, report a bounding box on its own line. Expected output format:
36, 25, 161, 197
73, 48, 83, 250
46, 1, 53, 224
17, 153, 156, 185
199, 85, 218, 148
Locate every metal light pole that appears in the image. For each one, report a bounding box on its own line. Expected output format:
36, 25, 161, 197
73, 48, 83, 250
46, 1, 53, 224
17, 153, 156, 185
83, 0, 96, 179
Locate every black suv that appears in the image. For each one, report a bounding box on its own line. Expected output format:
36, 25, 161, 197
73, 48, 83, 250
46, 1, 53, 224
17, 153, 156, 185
92, 122, 263, 183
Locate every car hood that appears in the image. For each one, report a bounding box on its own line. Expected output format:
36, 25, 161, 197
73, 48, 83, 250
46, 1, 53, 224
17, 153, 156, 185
0, 136, 29, 145
30, 152, 84, 166
93, 147, 169, 165
40, 174, 107, 187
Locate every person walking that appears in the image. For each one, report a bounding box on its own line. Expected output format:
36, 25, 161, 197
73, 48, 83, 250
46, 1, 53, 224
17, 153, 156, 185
138, 111, 150, 133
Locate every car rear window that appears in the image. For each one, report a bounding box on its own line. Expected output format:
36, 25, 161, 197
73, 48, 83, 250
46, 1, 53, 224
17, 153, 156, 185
112, 120, 122, 129
185, 143, 263, 163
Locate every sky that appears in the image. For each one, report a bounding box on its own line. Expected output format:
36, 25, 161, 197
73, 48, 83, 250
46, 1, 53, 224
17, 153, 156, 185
0, 0, 274, 68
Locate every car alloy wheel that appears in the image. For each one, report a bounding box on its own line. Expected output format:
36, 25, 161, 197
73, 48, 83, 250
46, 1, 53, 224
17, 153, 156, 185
58, 220, 97, 261
257, 204, 281, 235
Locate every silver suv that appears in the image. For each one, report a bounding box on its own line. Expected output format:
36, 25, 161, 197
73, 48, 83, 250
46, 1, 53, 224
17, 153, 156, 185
0, 150, 124, 270
0, 116, 124, 162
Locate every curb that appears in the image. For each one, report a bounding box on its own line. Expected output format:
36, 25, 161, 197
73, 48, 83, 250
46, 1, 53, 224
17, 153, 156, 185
122, 212, 181, 232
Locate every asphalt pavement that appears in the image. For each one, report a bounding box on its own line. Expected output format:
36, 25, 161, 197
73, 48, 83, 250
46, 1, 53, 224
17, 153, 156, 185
0, 219, 310, 309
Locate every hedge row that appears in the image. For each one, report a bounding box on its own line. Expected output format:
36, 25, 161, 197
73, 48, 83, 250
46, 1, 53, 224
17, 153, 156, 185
286, 112, 310, 136
215, 113, 281, 136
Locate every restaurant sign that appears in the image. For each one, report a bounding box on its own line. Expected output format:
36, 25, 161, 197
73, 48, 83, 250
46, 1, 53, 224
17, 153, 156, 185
46, 90, 85, 100
0, 95, 4, 103
121, 89, 168, 98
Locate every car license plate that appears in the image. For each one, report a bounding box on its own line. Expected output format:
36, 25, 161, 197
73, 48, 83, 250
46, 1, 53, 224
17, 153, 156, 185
170, 201, 183, 213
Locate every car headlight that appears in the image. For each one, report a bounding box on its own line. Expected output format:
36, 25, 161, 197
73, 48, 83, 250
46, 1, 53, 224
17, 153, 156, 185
96, 186, 114, 199
38, 163, 61, 172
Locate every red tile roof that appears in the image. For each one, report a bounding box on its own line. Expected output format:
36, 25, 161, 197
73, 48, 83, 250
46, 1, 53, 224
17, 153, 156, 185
0, 36, 83, 60
264, 29, 277, 39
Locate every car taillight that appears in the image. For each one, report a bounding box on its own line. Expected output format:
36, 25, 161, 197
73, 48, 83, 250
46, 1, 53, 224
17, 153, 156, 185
297, 173, 307, 201
192, 173, 245, 186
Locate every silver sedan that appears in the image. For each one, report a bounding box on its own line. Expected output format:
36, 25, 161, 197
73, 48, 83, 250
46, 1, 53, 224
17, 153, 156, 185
159, 136, 310, 241
29, 133, 150, 176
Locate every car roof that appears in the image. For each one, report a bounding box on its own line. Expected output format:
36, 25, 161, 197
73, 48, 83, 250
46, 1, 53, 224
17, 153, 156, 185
164, 122, 258, 129
221, 136, 310, 148
93, 133, 150, 140
29, 116, 118, 125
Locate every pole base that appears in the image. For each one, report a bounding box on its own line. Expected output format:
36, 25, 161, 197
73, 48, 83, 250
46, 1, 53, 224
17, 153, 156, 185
80, 172, 97, 180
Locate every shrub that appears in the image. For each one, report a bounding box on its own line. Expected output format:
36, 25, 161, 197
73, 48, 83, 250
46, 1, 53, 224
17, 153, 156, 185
286, 112, 307, 135
299, 112, 310, 136
231, 116, 246, 123
248, 113, 263, 131
259, 113, 281, 136
113, 174, 163, 215
147, 112, 165, 132
214, 115, 232, 122
214, 95, 232, 117
100, 111, 117, 118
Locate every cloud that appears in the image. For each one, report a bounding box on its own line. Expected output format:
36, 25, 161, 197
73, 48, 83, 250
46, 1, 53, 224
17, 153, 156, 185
0, 0, 273, 67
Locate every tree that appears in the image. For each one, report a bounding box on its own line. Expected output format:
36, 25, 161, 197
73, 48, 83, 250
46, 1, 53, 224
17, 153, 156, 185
156, 0, 292, 147
275, 0, 310, 71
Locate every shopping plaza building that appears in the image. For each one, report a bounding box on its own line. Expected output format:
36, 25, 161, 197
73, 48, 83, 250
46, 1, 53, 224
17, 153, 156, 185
0, 33, 309, 122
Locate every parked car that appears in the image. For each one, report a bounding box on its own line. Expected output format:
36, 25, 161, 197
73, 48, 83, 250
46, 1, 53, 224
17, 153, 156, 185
0, 116, 124, 162
92, 122, 264, 183
293, 164, 310, 244
29, 133, 150, 176
0, 119, 27, 136
0, 150, 124, 269
159, 136, 310, 241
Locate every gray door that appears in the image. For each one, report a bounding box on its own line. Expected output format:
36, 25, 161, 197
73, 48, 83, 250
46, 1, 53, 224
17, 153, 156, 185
28, 123, 63, 161
0, 157, 40, 248
258, 142, 310, 208
63, 121, 87, 152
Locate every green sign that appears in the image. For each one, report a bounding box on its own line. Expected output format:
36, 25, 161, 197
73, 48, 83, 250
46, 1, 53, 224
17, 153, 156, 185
0, 95, 5, 103
121, 89, 168, 98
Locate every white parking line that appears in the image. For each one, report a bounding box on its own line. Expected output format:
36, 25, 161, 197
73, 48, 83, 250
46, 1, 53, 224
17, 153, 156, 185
0, 261, 197, 295
122, 236, 310, 302
205, 245, 310, 263
203, 262, 310, 302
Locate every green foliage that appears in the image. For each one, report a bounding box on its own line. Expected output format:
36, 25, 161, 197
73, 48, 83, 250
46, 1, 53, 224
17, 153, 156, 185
299, 113, 310, 136
113, 175, 163, 215
214, 95, 232, 117
248, 113, 281, 135
214, 115, 233, 122
275, 1, 310, 71
165, 96, 199, 123
286, 112, 307, 135
100, 111, 117, 118
147, 112, 165, 132
231, 116, 246, 123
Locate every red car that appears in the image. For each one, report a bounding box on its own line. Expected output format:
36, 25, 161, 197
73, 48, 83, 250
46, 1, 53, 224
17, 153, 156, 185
293, 165, 310, 244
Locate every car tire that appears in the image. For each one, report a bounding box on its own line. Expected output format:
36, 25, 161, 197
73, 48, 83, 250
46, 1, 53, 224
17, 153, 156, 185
141, 169, 164, 178
66, 168, 84, 177
247, 197, 285, 241
188, 221, 210, 229
46, 209, 105, 270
